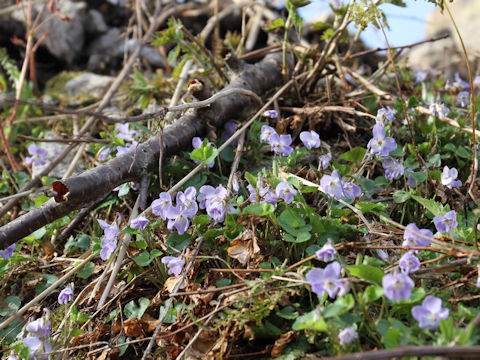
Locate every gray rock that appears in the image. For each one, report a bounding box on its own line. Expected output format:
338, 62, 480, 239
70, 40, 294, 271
85, 9, 108, 35
64, 73, 114, 98
407, 0, 480, 76
12, 0, 87, 65
87, 28, 164, 72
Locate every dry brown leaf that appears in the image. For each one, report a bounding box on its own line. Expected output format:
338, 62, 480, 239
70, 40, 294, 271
141, 313, 160, 332
164, 275, 187, 292
227, 230, 260, 265
123, 318, 145, 337
271, 331, 297, 357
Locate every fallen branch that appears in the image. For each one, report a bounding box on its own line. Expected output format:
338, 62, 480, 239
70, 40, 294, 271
0, 47, 289, 249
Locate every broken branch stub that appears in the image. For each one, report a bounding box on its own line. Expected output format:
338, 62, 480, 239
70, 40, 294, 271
0, 48, 290, 249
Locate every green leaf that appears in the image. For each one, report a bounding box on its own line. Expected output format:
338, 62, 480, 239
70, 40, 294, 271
70, 305, 91, 324
36, 274, 58, 294
292, 309, 328, 332
276, 306, 299, 320
383, 329, 400, 348
340, 147, 367, 163
132, 251, 160, 266
355, 201, 388, 213
411, 194, 449, 217
65, 234, 91, 252
279, 208, 305, 229
34, 195, 50, 207
362, 285, 384, 303
166, 232, 191, 253
190, 143, 218, 165
77, 262, 95, 279
0, 296, 21, 316
323, 294, 354, 318
346, 265, 384, 286
244, 171, 257, 187
393, 190, 411, 203
13, 171, 29, 188
242, 203, 275, 216
124, 297, 150, 319
266, 18, 285, 30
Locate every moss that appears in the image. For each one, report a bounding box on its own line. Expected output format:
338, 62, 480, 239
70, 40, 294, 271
44, 71, 97, 104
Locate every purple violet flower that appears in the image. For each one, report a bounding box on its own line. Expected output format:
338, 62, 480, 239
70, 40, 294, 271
23, 336, 52, 360
165, 205, 191, 235
260, 125, 277, 143
203, 185, 232, 223
376, 249, 389, 262
162, 255, 185, 276
25, 144, 48, 166
382, 272, 414, 302
376, 107, 395, 126
0, 244, 15, 260
433, 210, 458, 233
197, 185, 216, 209
116, 140, 138, 156
429, 102, 449, 118
98, 148, 111, 161
403, 223, 433, 250
382, 157, 404, 180
26, 317, 51, 339
320, 170, 344, 200
269, 133, 293, 156
275, 182, 297, 203
315, 239, 336, 262
306, 261, 343, 299
342, 182, 362, 199
339, 327, 358, 346
177, 186, 198, 218
318, 152, 332, 169
263, 110, 279, 118
399, 253, 420, 274
192, 137, 215, 168
98, 218, 120, 261
58, 284, 74, 304
299, 130, 321, 150
131, 215, 150, 231
115, 123, 138, 141
441, 166, 462, 189
405, 168, 417, 188
414, 70, 428, 84
454, 72, 470, 89
411, 295, 449, 330
457, 91, 470, 107
152, 192, 173, 220
368, 124, 397, 156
